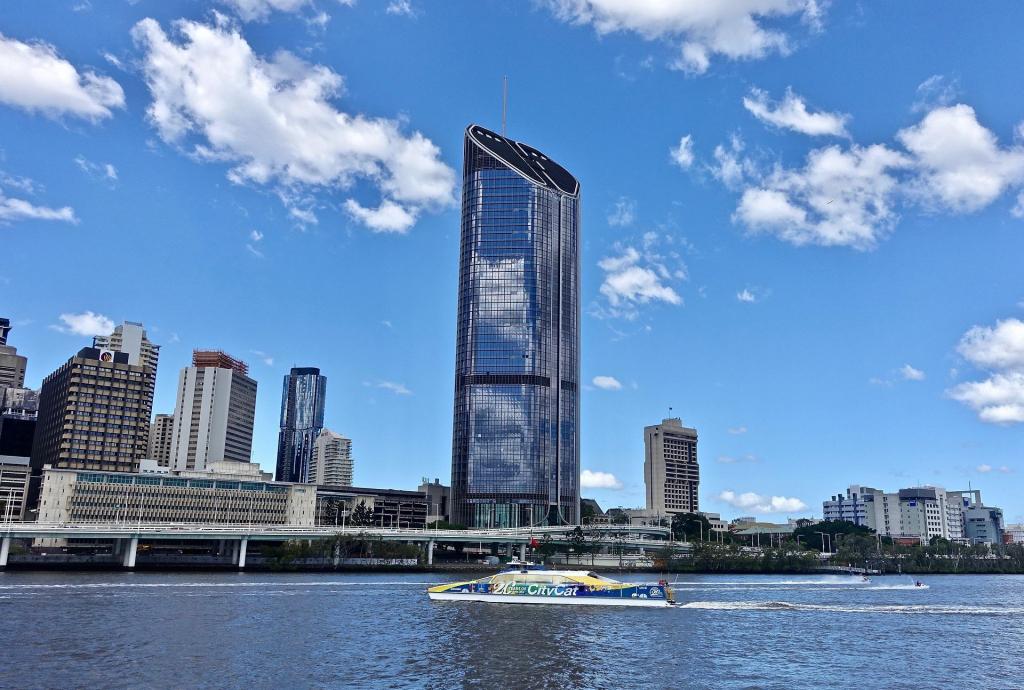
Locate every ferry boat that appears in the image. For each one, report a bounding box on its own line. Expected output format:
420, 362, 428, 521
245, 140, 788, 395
427, 563, 674, 607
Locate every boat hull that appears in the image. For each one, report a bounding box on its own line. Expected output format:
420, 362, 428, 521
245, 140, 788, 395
428, 591, 671, 607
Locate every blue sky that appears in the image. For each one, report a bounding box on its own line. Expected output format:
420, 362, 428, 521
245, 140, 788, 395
3, 1, 1024, 522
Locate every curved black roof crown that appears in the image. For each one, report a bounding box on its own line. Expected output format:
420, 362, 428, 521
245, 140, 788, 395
466, 124, 579, 197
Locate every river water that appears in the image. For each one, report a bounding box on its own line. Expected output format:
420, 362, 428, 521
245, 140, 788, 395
1, 571, 1021, 689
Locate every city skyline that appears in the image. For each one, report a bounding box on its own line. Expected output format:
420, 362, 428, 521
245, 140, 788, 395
4, 3, 1024, 522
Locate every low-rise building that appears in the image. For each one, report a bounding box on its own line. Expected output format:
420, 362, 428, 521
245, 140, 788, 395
37, 464, 316, 526
0, 455, 30, 521
316, 485, 428, 529
418, 477, 450, 523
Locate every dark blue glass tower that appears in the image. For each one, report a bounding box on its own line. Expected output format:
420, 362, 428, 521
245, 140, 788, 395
275, 367, 327, 483
450, 124, 580, 528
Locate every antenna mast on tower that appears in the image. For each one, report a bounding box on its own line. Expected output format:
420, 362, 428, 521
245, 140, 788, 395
502, 75, 508, 136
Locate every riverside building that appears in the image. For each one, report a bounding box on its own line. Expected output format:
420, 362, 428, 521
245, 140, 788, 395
823, 484, 1004, 544
275, 367, 327, 483
169, 351, 257, 472
644, 418, 700, 515
31, 347, 155, 474
36, 461, 316, 525
449, 124, 581, 529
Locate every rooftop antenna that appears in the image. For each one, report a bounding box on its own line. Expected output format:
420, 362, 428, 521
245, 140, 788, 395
502, 75, 508, 136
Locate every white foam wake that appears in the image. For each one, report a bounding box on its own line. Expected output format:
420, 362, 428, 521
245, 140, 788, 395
678, 600, 1015, 615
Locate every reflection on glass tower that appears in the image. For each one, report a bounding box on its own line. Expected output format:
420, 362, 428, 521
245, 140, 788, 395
450, 124, 580, 528
275, 367, 327, 483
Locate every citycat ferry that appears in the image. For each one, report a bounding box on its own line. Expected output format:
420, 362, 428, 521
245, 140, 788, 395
427, 563, 674, 607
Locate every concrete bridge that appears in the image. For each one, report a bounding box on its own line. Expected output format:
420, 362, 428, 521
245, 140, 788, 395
0, 522, 672, 569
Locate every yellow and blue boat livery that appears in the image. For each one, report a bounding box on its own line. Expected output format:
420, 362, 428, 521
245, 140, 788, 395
427, 564, 674, 607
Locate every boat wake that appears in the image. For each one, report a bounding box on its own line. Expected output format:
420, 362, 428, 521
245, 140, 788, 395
678, 601, 1013, 615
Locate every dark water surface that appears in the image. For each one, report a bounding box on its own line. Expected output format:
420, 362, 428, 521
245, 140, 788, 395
2, 571, 1021, 689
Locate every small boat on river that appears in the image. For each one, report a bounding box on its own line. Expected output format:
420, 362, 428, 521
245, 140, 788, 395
427, 562, 674, 607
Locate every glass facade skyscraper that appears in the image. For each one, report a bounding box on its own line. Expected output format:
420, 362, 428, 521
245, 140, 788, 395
275, 367, 327, 483
450, 124, 580, 528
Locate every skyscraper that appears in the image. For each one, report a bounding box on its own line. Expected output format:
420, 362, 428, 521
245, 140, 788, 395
31, 347, 154, 473
93, 321, 160, 374
169, 350, 257, 471
147, 413, 175, 467
644, 418, 700, 516
311, 428, 352, 487
275, 367, 326, 483
450, 124, 581, 528
0, 318, 28, 390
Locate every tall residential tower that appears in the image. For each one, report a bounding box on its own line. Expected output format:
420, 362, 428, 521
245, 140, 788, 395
275, 367, 327, 483
450, 124, 581, 528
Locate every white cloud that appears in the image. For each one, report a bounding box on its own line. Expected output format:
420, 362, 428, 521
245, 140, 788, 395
245, 243, 264, 258
957, 318, 1024, 371
718, 490, 807, 513
900, 364, 926, 381
949, 318, 1024, 425
896, 104, 1024, 213
717, 454, 758, 464
220, 0, 353, 22
607, 196, 636, 226
0, 193, 77, 224
386, 0, 416, 17
580, 469, 623, 490
734, 143, 910, 250
592, 375, 622, 390
543, 0, 824, 74
669, 134, 695, 168
743, 87, 849, 137
727, 426, 747, 435
912, 74, 960, 113
720, 103, 1024, 250
74, 155, 118, 182
736, 288, 757, 303
249, 349, 274, 365
132, 16, 455, 233
372, 380, 412, 396
597, 240, 685, 318
0, 34, 124, 120
53, 311, 114, 336
249, 229, 263, 242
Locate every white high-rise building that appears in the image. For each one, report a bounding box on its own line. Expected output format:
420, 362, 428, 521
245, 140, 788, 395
169, 351, 257, 472
311, 429, 352, 487
93, 321, 160, 374
823, 485, 997, 543
644, 417, 699, 516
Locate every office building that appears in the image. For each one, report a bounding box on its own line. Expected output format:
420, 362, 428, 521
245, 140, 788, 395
37, 462, 315, 525
316, 485, 428, 529
0, 317, 28, 390
450, 124, 581, 528
419, 477, 450, 523
275, 367, 327, 483
1003, 524, 1024, 544
823, 484, 1001, 543
963, 504, 1004, 545
147, 413, 175, 467
644, 418, 700, 515
169, 351, 257, 471
0, 456, 30, 521
310, 428, 352, 486
93, 321, 160, 374
31, 347, 154, 474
